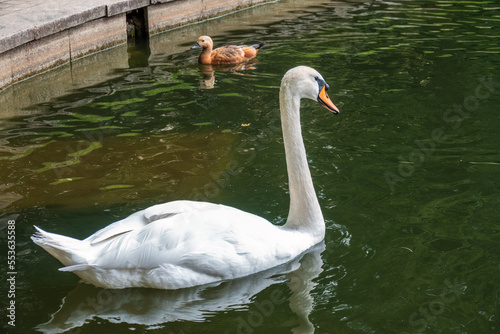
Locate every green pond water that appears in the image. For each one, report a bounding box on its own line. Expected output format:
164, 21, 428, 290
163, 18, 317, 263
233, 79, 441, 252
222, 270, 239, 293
1, 0, 500, 333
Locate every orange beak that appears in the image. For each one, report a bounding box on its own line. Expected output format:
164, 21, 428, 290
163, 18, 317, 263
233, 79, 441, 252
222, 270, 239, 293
317, 85, 339, 114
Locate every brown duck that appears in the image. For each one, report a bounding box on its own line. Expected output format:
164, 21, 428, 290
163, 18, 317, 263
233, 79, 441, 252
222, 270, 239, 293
191, 36, 265, 65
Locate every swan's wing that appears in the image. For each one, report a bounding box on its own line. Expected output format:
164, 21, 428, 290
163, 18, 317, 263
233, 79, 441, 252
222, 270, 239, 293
86, 202, 295, 279
85, 200, 216, 245
143, 200, 221, 222
84, 209, 149, 244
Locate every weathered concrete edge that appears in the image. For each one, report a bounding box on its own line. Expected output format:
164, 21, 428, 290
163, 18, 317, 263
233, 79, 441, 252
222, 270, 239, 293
148, 0, 271, 35
0, 0, 272, 90
107, 0, 151, 17
0, 14, 128, 90
0, 0, 145, 54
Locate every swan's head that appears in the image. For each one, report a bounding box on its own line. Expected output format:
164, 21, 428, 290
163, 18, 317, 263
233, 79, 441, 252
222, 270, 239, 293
282, 66, 340, 114
191, 36, 213, 50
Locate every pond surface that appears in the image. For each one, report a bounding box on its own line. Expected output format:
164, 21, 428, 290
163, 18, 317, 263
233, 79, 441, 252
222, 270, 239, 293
1, 0, 500, 333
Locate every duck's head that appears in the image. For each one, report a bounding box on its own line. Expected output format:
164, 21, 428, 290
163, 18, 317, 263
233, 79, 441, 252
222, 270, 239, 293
282, 66, 340, 114
191, 36, 213, 50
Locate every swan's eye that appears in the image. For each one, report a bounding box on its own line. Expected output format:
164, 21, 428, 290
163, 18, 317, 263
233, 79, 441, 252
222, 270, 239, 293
315, 76, 329, 90
202, 40, 205, 42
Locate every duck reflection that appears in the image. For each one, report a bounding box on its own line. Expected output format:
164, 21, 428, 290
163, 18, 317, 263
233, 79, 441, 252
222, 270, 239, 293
35, 242, 325, 333
198, 62, 258, 89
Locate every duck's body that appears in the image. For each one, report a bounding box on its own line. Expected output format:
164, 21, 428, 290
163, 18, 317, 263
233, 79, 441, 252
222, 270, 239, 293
32, 66, 340, 290
192, 36, 264, 65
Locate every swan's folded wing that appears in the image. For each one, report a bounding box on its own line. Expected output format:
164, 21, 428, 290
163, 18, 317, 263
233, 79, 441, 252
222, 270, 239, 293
85, 209, 149, 245
88, 204, 285, 276
144, 200, 221, 222
85, 201, 216, 245
88, 217, 181, 269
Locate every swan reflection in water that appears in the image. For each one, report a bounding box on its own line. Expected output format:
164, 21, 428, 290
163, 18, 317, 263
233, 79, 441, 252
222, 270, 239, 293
36, 242, 325, 334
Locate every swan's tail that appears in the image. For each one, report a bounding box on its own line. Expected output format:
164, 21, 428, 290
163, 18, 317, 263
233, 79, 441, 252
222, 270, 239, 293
31, 226, 87, 268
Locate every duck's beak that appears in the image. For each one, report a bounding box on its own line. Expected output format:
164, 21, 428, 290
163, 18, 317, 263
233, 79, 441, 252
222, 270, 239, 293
317, 84, 340, 114
191, 42, 201, 50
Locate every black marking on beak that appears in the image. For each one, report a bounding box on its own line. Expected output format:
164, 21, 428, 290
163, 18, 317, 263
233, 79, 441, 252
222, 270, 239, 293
316, 77, 340, 114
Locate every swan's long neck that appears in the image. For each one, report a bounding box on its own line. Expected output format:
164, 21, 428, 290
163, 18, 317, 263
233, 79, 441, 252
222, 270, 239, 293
280, 83, 325, 241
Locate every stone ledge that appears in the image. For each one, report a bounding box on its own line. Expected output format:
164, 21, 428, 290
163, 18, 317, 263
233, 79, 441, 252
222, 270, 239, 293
150, 0, 176, 4
69, 14, 127, 60
0, 0, 151, 54
107, 0, 151, 16
0, 1, 108, 53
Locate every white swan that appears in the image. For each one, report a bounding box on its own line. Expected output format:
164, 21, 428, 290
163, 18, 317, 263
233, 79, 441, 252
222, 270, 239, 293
31, 66, 340, 290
